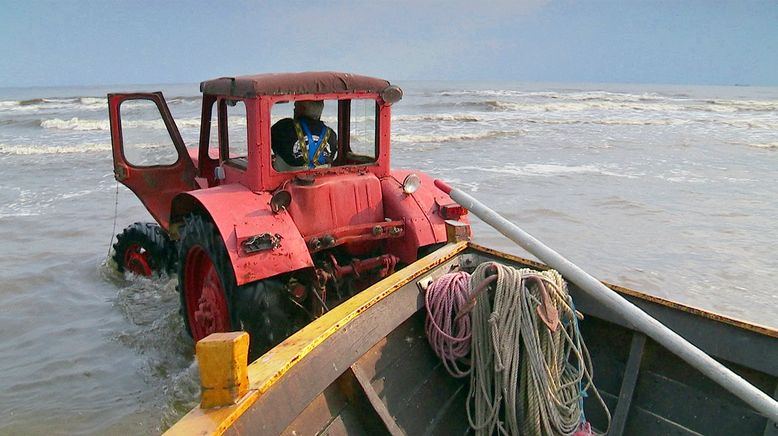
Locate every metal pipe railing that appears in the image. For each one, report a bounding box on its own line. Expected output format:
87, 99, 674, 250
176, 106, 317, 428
434, 179, 778, 423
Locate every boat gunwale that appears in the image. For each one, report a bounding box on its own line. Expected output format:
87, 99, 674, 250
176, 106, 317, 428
165, 241, 777, 435
164, 241, 469, 435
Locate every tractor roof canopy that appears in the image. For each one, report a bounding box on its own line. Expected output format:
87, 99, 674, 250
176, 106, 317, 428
200, 72, 391, 98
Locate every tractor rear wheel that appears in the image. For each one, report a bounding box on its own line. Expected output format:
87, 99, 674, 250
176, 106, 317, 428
177, 214, 293, 358
113, 222, 175, 276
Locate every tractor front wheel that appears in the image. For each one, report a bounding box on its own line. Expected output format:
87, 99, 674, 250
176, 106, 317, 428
113, 222, 175, 276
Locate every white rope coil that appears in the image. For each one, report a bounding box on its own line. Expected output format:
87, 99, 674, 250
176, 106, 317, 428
426, 262, 610, 435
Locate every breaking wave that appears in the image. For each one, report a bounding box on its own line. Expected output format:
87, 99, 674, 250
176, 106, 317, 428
0, 97, 106, 113
38, 116, 212, 131
421, 90, 778, 115
0, 143, 112, 155
41, 117, 111, 131
750, 142, 778, 149
451, 163, 637, 179
394, 114, 481, 122
0, 95, 199, 115
393, 129, 523, 143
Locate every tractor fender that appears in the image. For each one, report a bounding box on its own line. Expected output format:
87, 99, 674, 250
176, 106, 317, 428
170, 184, 312, 286
381, 170, 469, 263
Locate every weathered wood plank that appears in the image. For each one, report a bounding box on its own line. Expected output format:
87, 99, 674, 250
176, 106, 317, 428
281, 384, 348, 436
609, 332, 646, 436
349, 364, 404, 436
226, 279, 425, 436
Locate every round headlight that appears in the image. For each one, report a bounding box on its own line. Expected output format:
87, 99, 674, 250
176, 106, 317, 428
381, 85, 403, 105
402, 174, 421, 194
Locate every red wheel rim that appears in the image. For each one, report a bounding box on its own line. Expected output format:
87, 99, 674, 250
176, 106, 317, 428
124, 243, 152, 276
184, 246, 231, 341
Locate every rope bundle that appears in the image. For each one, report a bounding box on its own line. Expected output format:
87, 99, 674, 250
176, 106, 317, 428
424, 263, 610, 436
424, 271, 473, 378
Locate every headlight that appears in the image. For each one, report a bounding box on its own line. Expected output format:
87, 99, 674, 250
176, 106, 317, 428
402, 174, 421, 194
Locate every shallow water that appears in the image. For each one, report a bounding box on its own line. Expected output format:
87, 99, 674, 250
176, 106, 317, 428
0, 81, 776, 434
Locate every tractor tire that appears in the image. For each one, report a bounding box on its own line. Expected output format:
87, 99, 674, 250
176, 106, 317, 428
177, 214, 293, 358
113, 222, 175, 276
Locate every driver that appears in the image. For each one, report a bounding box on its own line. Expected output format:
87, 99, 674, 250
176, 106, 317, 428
271, 100, 337, 170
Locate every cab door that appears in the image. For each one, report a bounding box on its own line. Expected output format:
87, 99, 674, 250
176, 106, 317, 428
108, 92, 197, 230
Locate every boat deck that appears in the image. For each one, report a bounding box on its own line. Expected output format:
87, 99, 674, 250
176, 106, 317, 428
166, 243, 778, 436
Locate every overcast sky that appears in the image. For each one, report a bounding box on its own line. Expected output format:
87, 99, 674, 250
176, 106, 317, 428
1, 0, 776, 87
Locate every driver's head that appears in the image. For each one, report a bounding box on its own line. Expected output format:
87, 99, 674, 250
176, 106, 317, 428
294, 100, 324, 120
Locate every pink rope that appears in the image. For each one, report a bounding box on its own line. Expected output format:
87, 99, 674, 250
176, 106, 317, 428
424, 271, 472, 378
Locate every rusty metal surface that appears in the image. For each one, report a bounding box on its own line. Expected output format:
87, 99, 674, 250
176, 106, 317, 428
200, 72, 391, 98
174, 184, 313, 286
108, 92, 197, 230
285, 172, 385, 240
383, 170, 469, 263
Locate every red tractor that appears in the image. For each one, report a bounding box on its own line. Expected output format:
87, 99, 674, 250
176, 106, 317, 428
109, 72, 469, 355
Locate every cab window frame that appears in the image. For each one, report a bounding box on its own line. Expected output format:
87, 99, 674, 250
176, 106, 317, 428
218, 97, 249, 171
268, 95, 380, 174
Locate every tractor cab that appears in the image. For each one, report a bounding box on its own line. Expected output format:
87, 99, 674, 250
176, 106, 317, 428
108, 72, 468, 357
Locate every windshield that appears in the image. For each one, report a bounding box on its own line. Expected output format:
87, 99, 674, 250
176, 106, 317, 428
270, 98, 378, 172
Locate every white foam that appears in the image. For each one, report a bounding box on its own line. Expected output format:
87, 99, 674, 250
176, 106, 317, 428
394, 114, 481, 122
0, 143, 112, 155
451, 163, 637, 179
40, 117, 111, 131
37, 116, 212, 131
393, 129, 522, 143
750, 142, 778, 149
0, 97, 105, 114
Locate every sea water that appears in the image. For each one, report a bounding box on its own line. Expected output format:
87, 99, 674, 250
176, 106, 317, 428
0, 81, 776, 434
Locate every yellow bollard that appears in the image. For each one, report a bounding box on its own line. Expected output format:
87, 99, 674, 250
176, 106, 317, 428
195, 331, 249, 409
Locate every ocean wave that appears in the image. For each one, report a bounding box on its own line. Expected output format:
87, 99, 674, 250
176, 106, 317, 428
448, 89, 778, 113
750, 142, 778, 149
167, 96, 201, 104
40, 117, 111, 131
394, 114, 481, 122
393, 129, 523, 143
0, 97, 105, 113
38, 116, 211, 131
0, 143, 112, 155
428, 99, 685, 114
708, 99, 778, 112
719, 119, 778, 130
522, 117, 692, 126
80, 97, 106, 106
421, 90, 778, 115
0, 95, 198, 115
451, 163, 637, 178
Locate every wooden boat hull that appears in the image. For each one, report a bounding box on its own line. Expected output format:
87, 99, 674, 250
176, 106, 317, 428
166, 242, 778, 435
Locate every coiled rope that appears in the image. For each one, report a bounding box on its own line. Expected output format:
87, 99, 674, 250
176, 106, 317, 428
425, 263, 610, 435
424, 271, 473, 378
